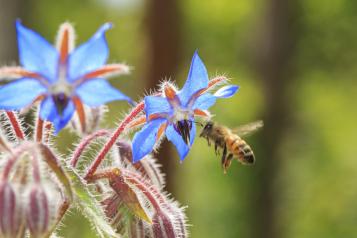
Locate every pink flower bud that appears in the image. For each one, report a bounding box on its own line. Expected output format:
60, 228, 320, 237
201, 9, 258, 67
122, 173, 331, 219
117, 140, 165, 188
109, 174, 151, 223
0, 182, 24, 238
130, 219, 145, 238
149, 205, 188, 238
26, 186, 50, 238
152, 211, 176, 238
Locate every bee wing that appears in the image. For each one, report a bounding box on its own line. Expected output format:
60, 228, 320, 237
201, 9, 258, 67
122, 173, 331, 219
232, 120, 263, 137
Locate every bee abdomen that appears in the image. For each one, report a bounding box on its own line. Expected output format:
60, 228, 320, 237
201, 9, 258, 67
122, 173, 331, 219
239, 143, 255, 164
241, 149, 255, 164
230, 139, 255, 165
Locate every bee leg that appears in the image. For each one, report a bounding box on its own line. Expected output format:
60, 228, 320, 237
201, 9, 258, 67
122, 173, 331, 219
214, 142, 220, 155
221, 145, 227, 172
206, 138, 211, 146
223, 154, 234, 173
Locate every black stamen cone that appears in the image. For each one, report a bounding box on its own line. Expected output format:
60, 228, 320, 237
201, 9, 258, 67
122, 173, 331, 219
174, 120, 192, 145
53, 93, 70, 117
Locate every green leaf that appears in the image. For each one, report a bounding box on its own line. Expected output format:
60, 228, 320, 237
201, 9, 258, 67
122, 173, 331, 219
66, 166, 120, 238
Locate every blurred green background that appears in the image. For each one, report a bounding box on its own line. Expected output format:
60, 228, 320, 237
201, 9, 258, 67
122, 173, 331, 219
1, 0, 357, 237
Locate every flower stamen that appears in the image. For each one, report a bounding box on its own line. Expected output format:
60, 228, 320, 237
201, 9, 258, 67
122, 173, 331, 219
52, 93, 70, 117
174, 119, 192, 145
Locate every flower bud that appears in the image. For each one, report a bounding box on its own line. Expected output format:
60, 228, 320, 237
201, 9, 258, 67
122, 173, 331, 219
130, 219, 145, 238
26, 185, 50, 238
0, 182, 24, 238
102, 194, 122, 220
109, 174, 151, 223
117, 140, 165, 188
117, 140, 132, 160
152, 210, 176, 238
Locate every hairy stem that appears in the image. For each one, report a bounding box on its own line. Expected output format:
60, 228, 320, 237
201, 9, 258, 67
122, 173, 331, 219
35, 117, 44, 142
84, 101, 145, 179
5, 111, 25, 140
70, 129, 111, 168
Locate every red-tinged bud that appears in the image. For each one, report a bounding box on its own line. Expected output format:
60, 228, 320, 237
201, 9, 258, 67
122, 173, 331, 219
109, 174, 151, 223
117, 140, 132, 160
102, 194, 122, 219
121, 169, 188, 237
117, 141, 165, 188
26, 186, 50, 238
152, 210, 177, 238
0, 182, 24, 238
130, 219, 146, 238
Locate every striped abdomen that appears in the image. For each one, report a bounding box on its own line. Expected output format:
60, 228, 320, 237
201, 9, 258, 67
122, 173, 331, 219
226, 134, 255, 165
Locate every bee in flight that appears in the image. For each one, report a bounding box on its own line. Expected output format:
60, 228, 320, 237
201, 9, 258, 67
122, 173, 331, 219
199, 120, 263, 173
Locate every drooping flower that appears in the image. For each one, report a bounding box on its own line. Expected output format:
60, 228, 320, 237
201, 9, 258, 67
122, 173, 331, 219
0, 21, 132, 133
132, 52, 239, 162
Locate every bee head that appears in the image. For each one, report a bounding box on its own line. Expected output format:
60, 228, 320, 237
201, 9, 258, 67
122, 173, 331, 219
200, 121, 214, 138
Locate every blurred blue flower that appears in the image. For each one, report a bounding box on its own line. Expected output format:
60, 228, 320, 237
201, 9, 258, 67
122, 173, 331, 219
132, 52, 239, 162
0, 21, 131, 133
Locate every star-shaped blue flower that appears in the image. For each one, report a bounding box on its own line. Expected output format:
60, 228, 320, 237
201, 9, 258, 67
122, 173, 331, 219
0, 21, 131, 133
132, 52, 239, 162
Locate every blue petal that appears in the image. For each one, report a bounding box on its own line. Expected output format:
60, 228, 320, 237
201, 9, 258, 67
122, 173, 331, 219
0, 78, 47, 110
166, 124, 196, 161
76, 78, 132, 106
132, 119, 166, 163
53, 100, 75, 134
178, 51, 209, 106
68, 23, 112, 82
39, 96, 56, 121
214, 85, 239, 98
39, 97, 75, 134
192, 93, 216, 110
16, 20, 58, 83
144, 96, 172, 119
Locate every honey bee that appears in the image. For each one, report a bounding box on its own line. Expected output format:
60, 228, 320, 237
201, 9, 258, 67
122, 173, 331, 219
199, 120, 263, 173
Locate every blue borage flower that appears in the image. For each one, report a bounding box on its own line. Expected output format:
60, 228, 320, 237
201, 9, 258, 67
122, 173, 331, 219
0, 21, 132, 133
132, 52, 239, 162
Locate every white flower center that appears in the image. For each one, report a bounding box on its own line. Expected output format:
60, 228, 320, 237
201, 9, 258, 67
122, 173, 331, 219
49, 66, 74, 96
49, 82, 73, 96
171, 106, 192, 124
